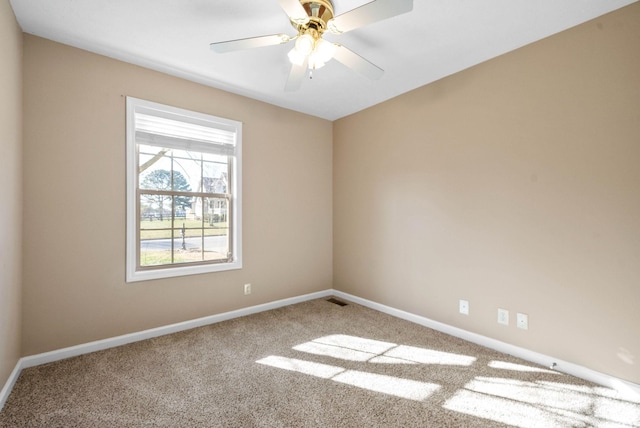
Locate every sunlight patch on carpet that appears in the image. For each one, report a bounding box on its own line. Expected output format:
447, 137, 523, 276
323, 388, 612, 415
383, 345, 476, 366
333, 370, 440, 401
313, 334, 396, 355
293, 341, 381, 362
443, 377, 640, 427
293, 334, 475, 366
256, 334, 479, 402
256, 355, 440, 401
256, 356, 344, 379
444, 389, 576, 428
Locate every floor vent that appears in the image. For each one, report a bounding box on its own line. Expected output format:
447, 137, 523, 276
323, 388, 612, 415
327, 298, 348, 306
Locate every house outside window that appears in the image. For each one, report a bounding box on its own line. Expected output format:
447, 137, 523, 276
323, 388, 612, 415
126, 97, 242, 282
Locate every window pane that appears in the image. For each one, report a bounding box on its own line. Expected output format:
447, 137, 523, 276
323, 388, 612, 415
172, 228, 203, 264
204, 228, 229, 262
203, 160, 228, 187
139, 147, 173, 191
204, 197, 229, 261
171, 152, 199, 193
204, 237, 229, 261
140, 193, 173, 223
139, 145, 172, 174
140, 237, 172, 267
204, 197, 228, 226
172, 192, 193, 219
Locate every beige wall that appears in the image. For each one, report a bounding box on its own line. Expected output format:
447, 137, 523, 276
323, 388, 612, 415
21, 35, 333, 355
0, 0, 23, 388
334, 3, 640, 384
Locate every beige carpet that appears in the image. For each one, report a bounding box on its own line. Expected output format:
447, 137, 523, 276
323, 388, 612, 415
1, 298, 639, 427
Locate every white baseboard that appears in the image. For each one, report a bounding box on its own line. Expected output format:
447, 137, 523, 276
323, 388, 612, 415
2, 287, 639, 411
332, 290, 640, 399
0, 360, 23, 411
0, 289, 333, 410
20, 289, 334, 369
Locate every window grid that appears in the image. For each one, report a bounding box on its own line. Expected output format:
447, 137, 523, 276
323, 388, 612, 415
136, 150, 233, 270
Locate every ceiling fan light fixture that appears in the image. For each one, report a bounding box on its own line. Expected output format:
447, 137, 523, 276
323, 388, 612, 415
314, 38, 336, 63
287, 47, 307, 66
308, 52, 326, 70
294, 33, 315, 55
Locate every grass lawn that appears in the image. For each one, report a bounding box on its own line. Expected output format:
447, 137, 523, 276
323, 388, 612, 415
140, 249, 227, 266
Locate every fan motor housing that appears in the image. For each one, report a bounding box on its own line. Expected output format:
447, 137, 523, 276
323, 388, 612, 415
294, 0, 334, 34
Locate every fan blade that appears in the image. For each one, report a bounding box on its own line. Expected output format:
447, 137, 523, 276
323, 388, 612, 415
278, 0, 310, 25
328, 0, 412, 34
332, 44, 384, 80
285, 58, 308, 92
210, 34, 291, 53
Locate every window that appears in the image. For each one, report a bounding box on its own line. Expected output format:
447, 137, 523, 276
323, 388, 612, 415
126, 97, 242, 282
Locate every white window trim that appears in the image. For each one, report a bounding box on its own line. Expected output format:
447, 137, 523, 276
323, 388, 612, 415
126, 97, 242, 282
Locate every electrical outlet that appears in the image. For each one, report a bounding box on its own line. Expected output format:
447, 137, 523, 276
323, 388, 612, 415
244, 283, 251, 295
517, 312, 528, 330
459, 299, 469, 315
498, 308, 509, 326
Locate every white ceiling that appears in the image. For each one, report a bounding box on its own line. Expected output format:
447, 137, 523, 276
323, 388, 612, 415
10, 0, 637, 121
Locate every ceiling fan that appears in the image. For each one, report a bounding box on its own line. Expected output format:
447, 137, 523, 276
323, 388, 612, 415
210, 0, 413, 91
